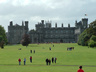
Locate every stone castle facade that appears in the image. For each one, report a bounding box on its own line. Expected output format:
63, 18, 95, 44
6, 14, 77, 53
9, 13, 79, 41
7, 18, 88, 44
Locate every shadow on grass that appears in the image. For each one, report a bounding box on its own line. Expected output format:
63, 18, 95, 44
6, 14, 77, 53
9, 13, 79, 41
0, 64, 96, 67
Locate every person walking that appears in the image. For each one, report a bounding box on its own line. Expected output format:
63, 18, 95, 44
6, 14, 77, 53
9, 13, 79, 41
48, 59, 51, 65
49, 47, 51, 50
46, 58, 48, 65
52, 57, 54, 63
34, 50, 35, 53
30, 50, 32, 53
18, 58, 21, 65
77, 66, 84, 72
54, 57, 57, 63
30, 56, 32, 63
24, 58, 26, 65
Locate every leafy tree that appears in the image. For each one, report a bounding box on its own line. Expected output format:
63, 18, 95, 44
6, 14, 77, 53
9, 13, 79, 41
0, 25, 7, 48
21, 34, 30, 47
88, 40, 94, 47
90, 35, 96, 41
0, 41, 4, 48
88, 35, 96, 47
78, 20, 96, 47
78, 29, 90, 46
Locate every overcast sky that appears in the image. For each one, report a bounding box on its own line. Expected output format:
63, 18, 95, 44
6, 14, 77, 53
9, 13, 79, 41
0, 0, 96, 32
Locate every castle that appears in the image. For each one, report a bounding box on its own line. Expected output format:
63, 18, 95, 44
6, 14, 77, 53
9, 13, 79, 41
7, 18, 88, 44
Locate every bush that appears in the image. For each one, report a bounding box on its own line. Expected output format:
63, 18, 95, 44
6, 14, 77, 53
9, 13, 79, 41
81, 40, 85, 46
90, 35, 96, 41
94, 42, 96, 47
88, 40, 94, 47
85, 41, 88, 46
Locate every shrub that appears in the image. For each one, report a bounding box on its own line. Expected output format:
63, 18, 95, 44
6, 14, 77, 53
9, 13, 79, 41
94, 42, 96, 47
88, 40, 94, 47
90, 35, 96, 41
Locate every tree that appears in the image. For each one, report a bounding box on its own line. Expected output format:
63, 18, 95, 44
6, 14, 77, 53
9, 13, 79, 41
78, 20, 96, 47
78, 29, 90, 46
0, 41, 4, 48
0, 25, 7, 48
21, 34, 30, 47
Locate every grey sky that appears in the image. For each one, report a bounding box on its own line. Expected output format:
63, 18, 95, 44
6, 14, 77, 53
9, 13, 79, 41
0, 0, 96, 32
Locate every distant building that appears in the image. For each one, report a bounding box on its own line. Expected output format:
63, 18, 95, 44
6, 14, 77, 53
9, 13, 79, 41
7, 18, 88, 44
8, 21, 29, 44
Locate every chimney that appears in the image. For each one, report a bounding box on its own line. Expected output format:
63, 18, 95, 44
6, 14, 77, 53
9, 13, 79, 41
62, 23, 63, 27
68, 24, 70, 28
55, 23, 57, 28
41, 20, 44, 24
10, 21, 13, 26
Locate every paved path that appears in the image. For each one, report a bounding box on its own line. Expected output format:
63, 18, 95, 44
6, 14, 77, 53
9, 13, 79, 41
0, 64, 96, 67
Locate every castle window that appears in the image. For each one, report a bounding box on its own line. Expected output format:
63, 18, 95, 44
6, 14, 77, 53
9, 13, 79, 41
51, 35, 53, 38
51, 31, 53, 33
56, 31, 58, 33
45, 35, 48, 38
66, 30, 68, 33
71, 30, 73, 33
46, 31, 47, 33
14, 30, 16, 32
21, 30, 22, 32
84, 26, 86, 28
60, 35, 63, 38
55, 35, 57, 38
61, 30, 63, 33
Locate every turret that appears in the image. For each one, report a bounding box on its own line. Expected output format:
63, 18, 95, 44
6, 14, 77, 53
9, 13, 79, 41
82, 18, 88, 28
68, 24, 70, 28
55, 23, 57, 28
25, 21, 29, 33
45, 21, 51, 28
41, 20, 44, 24
25, 21, 28, 28
10, 21, 13, 26
75, 20, 77, 27
22, 21, 24, 26
61, 23, 63, 27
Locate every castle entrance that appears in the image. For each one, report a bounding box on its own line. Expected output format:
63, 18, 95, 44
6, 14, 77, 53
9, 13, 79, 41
60, 39, 63, 43
34, 38, 37, 43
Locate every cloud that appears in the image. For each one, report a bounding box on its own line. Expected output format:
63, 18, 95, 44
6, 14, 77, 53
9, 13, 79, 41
0, 0, 8, 3
0, 0, 96, 32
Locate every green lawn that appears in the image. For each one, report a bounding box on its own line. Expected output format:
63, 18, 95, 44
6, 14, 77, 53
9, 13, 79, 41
0, 43, 96, 72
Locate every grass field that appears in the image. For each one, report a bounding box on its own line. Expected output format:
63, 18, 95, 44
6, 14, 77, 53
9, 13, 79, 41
0, 43, 96, 72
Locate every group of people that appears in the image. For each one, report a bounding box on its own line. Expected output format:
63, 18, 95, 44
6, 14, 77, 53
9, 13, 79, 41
52, 57, 57, 63
30, 50, 35, 53
46, 57, 57, 65
49, 45, 54, 50
46, 58, 51, 65
18, 56, 32, 65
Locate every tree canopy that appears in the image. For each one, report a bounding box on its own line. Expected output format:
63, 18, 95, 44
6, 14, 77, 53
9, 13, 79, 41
0, 25, 7, 48
21, 34, 30, 47
78, 20, 96, 47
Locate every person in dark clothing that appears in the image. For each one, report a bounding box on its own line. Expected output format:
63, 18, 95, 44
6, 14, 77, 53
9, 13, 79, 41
49, 47, 51, 50
30, 50, 32, 53
30, 56, 32, 63
48, 59, 51, 65
54, 57, 57, 63
53, 45, 54, 47
52, 57, 54, 63
46, 58, 48, 65
34, 50, 35, 53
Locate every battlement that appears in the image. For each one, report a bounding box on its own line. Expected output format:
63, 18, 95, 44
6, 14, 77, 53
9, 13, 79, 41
8, 18, 88, 44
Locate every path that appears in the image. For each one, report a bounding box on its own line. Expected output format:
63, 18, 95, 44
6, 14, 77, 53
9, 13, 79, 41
0, 64, 96, 67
